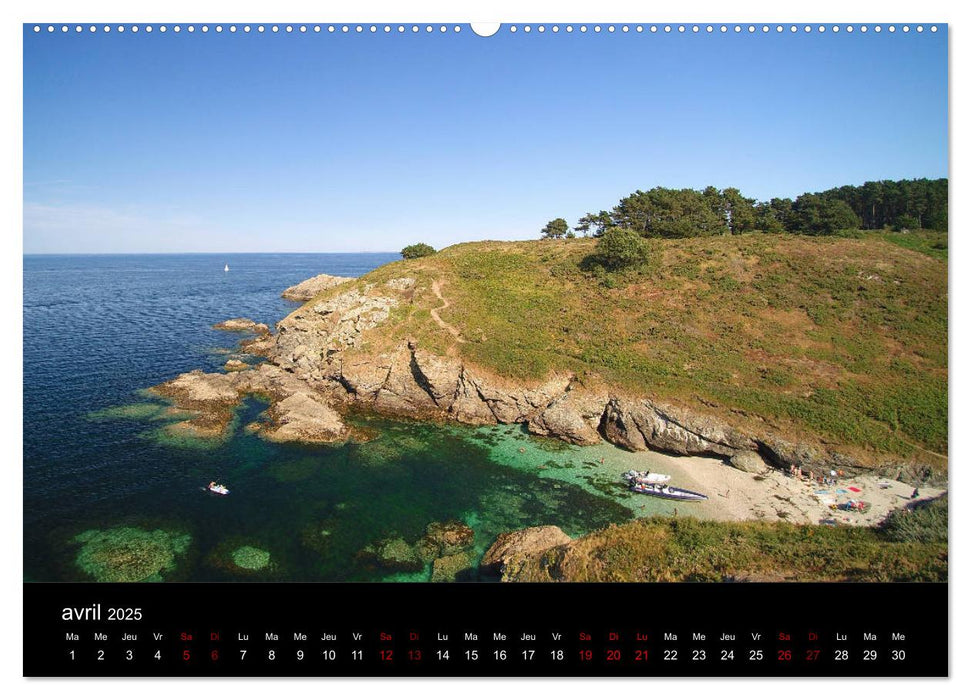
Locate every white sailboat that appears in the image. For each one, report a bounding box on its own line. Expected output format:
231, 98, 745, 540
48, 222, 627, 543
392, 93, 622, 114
224, 264, 230, 272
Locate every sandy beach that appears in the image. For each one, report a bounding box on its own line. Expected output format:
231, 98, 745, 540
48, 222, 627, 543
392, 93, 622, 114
636, 450, 945, 527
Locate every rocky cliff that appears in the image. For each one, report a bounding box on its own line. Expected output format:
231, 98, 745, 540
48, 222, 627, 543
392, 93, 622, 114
149, 236, 945, 486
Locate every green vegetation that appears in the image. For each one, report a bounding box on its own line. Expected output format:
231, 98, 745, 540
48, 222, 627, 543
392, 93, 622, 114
333, 232, 946, 469
401, 243, 436, 259
561, 178, 946, 239
593, 227, 653, 271
881, 495, 948, 544
506, 515, 947, 582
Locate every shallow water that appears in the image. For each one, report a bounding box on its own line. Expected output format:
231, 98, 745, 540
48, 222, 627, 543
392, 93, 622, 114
24, 253, 694, 582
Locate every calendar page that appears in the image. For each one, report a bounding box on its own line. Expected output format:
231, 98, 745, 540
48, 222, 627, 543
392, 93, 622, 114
22, 17, 948, 678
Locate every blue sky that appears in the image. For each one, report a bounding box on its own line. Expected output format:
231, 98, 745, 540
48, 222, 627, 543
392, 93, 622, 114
23, 25, 948, 253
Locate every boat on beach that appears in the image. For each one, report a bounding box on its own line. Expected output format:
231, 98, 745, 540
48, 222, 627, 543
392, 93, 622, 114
630, 483, 708, 501
622, 469, 671, 484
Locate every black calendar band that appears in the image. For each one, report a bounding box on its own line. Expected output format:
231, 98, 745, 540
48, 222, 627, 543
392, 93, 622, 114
24, 582, 947, 677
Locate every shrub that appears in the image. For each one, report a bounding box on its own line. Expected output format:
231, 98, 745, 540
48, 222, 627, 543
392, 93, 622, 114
595, 227, 652, 270
401, 243, 436, 259
880, 495, 948, 544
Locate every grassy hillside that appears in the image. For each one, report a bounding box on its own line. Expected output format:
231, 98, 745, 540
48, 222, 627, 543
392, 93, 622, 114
313, 231, 947, 467
500, 508, 948, 583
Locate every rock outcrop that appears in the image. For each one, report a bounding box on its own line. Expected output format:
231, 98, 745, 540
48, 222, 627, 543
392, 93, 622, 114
282, 273, 354, 301
730, 450, 769, 474
149, 363, 348, 444
261, 392, 348, 444
213, 318, 271, 335
480, 525, 572, 581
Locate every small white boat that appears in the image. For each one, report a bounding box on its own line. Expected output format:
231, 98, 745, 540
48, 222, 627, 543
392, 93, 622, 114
622, 469, 671, 484
224, 264, 230, 272
207, 482, 230, 495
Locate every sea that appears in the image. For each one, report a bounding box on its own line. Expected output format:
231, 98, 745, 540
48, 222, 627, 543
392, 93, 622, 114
23, 253, 689, 583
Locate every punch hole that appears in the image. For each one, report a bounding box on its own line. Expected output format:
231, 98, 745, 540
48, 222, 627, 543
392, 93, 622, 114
470, 23, 500, 37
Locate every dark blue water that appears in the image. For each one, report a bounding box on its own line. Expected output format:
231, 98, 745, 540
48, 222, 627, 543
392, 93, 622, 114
23, 254, 635, 582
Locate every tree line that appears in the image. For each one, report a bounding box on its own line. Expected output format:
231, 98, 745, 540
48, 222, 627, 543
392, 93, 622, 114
541, 178, 947, 240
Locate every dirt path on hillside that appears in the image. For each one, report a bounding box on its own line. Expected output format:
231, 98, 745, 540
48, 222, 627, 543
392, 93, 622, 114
430, 279, 466, 347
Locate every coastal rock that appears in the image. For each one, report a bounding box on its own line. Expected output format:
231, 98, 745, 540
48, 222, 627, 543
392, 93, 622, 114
239, 333, 276, 357
417, 520, 475, 560
273, 288, 399, 373
224, 359, 249, 372
261, 391, 348, 444
153, 369, 239, 404
411, 349, 463, 409
601, 398, 755, 457
447, 371, 498, 425
148, 370, 242, 438
282, 273, 354, 301
480, 526, 572, 580
213, 318, 271, 335
528, 390, 605, 446
373, 347, 440, 418
730, 450, 769, 474
430, 551, 474, 582
340, 355, 394, 398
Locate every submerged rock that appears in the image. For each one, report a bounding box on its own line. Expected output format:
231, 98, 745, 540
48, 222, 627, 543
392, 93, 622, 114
282, 273, 355, 301
73, 527, 191, 582
417, 520, 475, 560
358, 537, 423, 572
480, 526, 572, 580
431, 551, 474, 582
231, 546, 272, 571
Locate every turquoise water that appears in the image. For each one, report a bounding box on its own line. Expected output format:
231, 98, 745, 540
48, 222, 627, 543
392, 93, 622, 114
24, 254, 690, 583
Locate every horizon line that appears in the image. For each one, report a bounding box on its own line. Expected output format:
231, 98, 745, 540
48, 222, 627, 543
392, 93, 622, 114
22, 250, 403, 256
